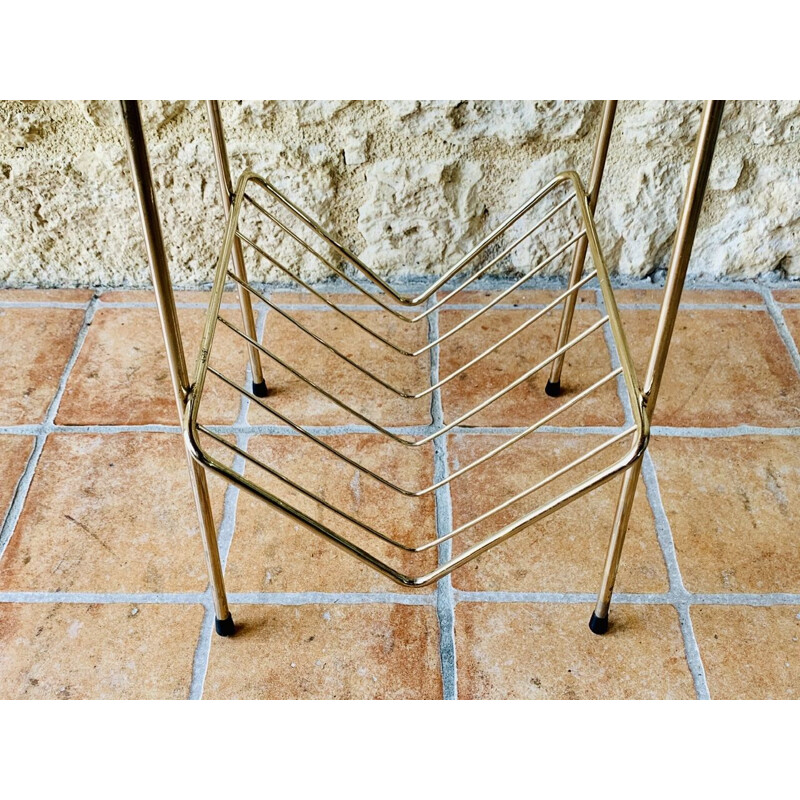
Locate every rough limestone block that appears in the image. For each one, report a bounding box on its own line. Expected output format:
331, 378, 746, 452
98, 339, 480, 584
384, 100, 595, 145
358, 158, 484, 277
0, 100, 798, 286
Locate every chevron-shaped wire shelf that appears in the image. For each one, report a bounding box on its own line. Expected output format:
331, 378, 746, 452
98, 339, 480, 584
184, 167, 648, 586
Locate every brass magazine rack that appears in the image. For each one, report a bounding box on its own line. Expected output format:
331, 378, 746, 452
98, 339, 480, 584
120, 100, 724, 637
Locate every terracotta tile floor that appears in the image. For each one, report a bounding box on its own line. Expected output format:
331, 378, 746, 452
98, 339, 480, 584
0, 281, 799, 699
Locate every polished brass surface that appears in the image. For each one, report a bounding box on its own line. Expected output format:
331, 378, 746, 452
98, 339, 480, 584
549, 100, 617, 389
119, 101, 230, 624
592, 100, 725, 623
206, 101, 265, 391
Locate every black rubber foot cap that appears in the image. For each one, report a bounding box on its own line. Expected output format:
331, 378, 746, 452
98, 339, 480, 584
215, 613, 236, 637
588, 612, 609, 635
251, 380, 268, 398
544, 380, 562, 398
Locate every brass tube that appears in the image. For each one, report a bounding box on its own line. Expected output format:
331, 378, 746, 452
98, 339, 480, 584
206, 101, 267, 396
591, 100, 725, 632
120, 101, 232, 632
547, 100, 617, 393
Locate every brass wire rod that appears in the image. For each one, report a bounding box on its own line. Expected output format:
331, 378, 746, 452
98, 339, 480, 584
224, 267, 599, 402
242, 170, 582, 307
205, 314, 611, 487
216, 311, 617, 449
242, 189, 577, 324
445, 425, 638, 542
195, 424, 418, 552
187, 168, 606, 422
214, 317, 622, 447
196, 417, 635, 556
235, 229, 586, 359
186, 422, 646, 587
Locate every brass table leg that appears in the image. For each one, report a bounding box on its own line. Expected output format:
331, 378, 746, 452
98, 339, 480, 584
120, 100, 233, 636
207, 100, 268, 397
590, 100, 726, 634
547, 100, 617, 396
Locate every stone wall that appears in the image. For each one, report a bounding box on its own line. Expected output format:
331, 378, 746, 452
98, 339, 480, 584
0, 100, 798, 287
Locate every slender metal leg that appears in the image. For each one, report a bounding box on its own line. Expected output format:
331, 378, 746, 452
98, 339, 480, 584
207, 100, 268, 397
120, 100, 234, 637
590, 100, 726, 634
546, 100, 617, 397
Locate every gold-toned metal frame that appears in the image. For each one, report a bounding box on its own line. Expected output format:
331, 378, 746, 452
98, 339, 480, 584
120, 99, 725, 637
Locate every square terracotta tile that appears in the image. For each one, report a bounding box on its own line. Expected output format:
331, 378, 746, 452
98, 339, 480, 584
439, 307, 624, 427
772, 289, 800, 304
98, 289, 238, 304
248, 307, 432, 427
203, 604, 442, 699
650, 436, 800, 593
455, 603, 695, 699
0, 603, 203, 699
0, 289, 93, 304
454, 288, 597, 307
57, 306, 247, 425
448, 432, 666, 593
223, 433, 437, 593
0, 307, 86, 425
620, 307, 800, 427
268, 291, 402, 307
613, 288, 762, 306
691, 605, 800, 699
0, 433, 225, 593
0, 436, 34, 524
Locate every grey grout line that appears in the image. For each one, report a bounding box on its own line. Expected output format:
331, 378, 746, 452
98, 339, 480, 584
640, 451, 710, 700
76, 299, 772, 312
640, 454, 688, 596
686, 593, 800, 605
596, 287, 636, 427
673, 601, 710, 699
760, 285, 800, 378
5, 421, 800, 439
650, 424, 800, 437
1, 588, 796, 606
0, 296, 98, 563
95, 302, 242, 310
455, 591, 611, 604
617, 303, 766, 311
0, 277, 795, 307
0, 592, 207, 603
453, 591, 690, 604
216, 453, 245, 573
7, 424, 800, 438
0, 301, 91, 309
0, 298, 770, 311
428, 304, 458, 700
227, 592, 436, 605
0, 424, 184, 435
189, 602, 216, 700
